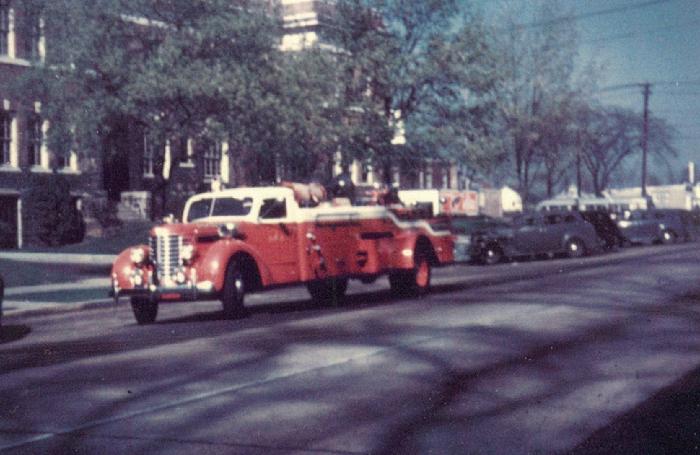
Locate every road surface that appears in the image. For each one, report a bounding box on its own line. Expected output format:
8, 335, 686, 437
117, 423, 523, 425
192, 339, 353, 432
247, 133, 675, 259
1, 244, 699, 454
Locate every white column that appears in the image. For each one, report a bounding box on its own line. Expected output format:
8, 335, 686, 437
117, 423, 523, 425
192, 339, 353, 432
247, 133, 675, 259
7, 7, 15, 59
163, 140, 171, 179
38, 17, 46, 62
351, 159, 361, 185
9, 114, 18, 167
40, 120, 49, 168
69, 150, 78, 171
16, 197, 22, 249
220, 141, 229, 185
333, 151, 342, 177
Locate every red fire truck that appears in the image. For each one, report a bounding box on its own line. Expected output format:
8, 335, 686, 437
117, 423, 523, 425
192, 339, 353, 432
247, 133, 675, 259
110, 185, 456, 324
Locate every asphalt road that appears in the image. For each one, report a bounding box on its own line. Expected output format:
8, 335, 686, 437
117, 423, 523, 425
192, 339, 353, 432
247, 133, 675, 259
1, 244, 699, 454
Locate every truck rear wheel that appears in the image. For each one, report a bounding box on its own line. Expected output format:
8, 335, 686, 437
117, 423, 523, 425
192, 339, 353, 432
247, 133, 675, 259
307, 277, 348, 306
389, 251, 431, 297
222, 259, 248, 319
131, 297, 158, 325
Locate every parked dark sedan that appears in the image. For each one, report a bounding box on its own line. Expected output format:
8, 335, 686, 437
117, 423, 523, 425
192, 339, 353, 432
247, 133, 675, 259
468, 211, 602, 264
616, 209, 699, 245
431, 215, 511, 263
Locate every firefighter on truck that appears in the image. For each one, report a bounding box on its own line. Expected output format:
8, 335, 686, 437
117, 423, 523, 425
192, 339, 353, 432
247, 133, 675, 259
110, 182, 456, 324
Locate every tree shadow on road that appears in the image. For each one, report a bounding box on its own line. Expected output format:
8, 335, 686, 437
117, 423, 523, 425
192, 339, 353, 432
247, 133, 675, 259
568, 363, 700, 455
0, 324, 31, 344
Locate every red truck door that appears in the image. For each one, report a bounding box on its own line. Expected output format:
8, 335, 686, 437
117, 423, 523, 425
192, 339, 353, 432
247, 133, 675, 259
255, 197, 300, 283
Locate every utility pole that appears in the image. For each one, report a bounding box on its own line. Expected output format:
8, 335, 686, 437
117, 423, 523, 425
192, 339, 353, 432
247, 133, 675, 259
641, 82, 651, 198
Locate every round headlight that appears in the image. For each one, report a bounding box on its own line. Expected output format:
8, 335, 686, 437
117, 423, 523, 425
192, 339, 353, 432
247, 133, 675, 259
181, 244, 195, 262
130, 247, 146, 265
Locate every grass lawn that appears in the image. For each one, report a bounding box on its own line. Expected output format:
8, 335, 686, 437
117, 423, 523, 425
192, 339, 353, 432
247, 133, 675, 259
0, 221, 154, 288
23, 220, 155, 255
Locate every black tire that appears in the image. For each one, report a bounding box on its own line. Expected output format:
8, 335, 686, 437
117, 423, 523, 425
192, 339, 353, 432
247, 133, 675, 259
660, 230, 676, 245
222, 259, 247, 319
306, 277, 348, 306
131, 297, 158, 325
481, 244, 503, 265
566, 238, 586, 259
389, 250, 431, 297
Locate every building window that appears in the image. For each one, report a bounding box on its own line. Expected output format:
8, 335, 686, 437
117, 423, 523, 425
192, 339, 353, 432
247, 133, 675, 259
203, 142, 221, 180
0, 0, 9, 56
22, 10, 40, 61
55, 150, 68, 169
425, 165, 433, 188
0, 111, 10, 165
27, 114, 42, 166
143, 135, 154, 177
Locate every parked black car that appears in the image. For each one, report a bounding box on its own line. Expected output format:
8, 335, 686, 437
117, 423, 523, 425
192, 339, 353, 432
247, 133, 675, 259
578, 210, 625, 250
616, 209, 700, 245
468, 211, 602, 264
431, 215, 510, 264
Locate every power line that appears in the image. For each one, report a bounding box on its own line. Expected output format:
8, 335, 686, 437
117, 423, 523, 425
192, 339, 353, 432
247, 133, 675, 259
598, 80, 700, 92
581, 19, 700, 45
515, 0, 678, 29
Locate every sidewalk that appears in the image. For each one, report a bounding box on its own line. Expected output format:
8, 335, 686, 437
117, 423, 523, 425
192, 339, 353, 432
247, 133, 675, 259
1, 252, 115, 317
3, 277, 113, 317
0, 251, 115, 266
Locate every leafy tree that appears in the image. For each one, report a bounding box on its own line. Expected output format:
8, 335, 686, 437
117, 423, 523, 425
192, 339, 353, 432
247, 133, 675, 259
490, 0, 582, 203
319, 0, 499, 184
16, 0, 299, 214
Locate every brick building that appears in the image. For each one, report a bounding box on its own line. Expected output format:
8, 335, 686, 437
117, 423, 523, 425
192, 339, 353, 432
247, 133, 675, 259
0, 0, 103, 248
0, 0, 464, 248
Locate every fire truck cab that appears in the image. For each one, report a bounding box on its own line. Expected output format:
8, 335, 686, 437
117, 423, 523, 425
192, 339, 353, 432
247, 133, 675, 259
111, 186, 455, 324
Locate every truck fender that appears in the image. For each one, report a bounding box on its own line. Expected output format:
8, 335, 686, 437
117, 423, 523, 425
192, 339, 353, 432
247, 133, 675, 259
111, 245, 149, 290
198, 240, 271, 292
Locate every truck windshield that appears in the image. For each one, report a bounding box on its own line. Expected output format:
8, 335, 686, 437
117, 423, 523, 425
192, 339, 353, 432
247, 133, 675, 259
186, 196, 254, 222
186, 199, 213, 222
211, 197, 253, 217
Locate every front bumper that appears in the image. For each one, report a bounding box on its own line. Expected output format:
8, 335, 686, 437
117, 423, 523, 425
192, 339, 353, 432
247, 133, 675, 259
110, 280, 217, 302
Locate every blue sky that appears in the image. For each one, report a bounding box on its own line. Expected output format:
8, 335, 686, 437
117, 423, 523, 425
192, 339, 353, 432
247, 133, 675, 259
477, 0, 700, 183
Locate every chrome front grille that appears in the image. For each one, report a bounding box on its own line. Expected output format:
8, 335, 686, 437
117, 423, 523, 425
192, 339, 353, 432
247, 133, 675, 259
149, 234, 182, 281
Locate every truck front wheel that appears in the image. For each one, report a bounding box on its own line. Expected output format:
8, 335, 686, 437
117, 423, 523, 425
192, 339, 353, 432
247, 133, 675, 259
131, 297, 158, 325
389, 251, 431, 297
222, 259, 248, 319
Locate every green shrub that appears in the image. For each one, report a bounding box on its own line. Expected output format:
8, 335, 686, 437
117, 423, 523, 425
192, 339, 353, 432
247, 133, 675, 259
84, 197, 121, 230
23, 175, 86, 247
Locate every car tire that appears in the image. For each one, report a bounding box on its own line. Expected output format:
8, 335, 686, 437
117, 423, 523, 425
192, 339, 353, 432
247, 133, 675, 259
566, 238, 586, 259
660, 230, 676, 245
481, 244, 503, 265
307, 277, 348, 306
389, 249, 431, 297
222, 258, 248, 319
131, 297, 158, 325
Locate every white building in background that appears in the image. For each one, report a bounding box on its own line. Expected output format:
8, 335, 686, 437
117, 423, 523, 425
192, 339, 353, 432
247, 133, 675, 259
479, 186, 522, 218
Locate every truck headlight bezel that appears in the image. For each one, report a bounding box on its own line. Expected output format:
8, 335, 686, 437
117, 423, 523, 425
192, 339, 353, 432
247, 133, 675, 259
130, 247, 146, 265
